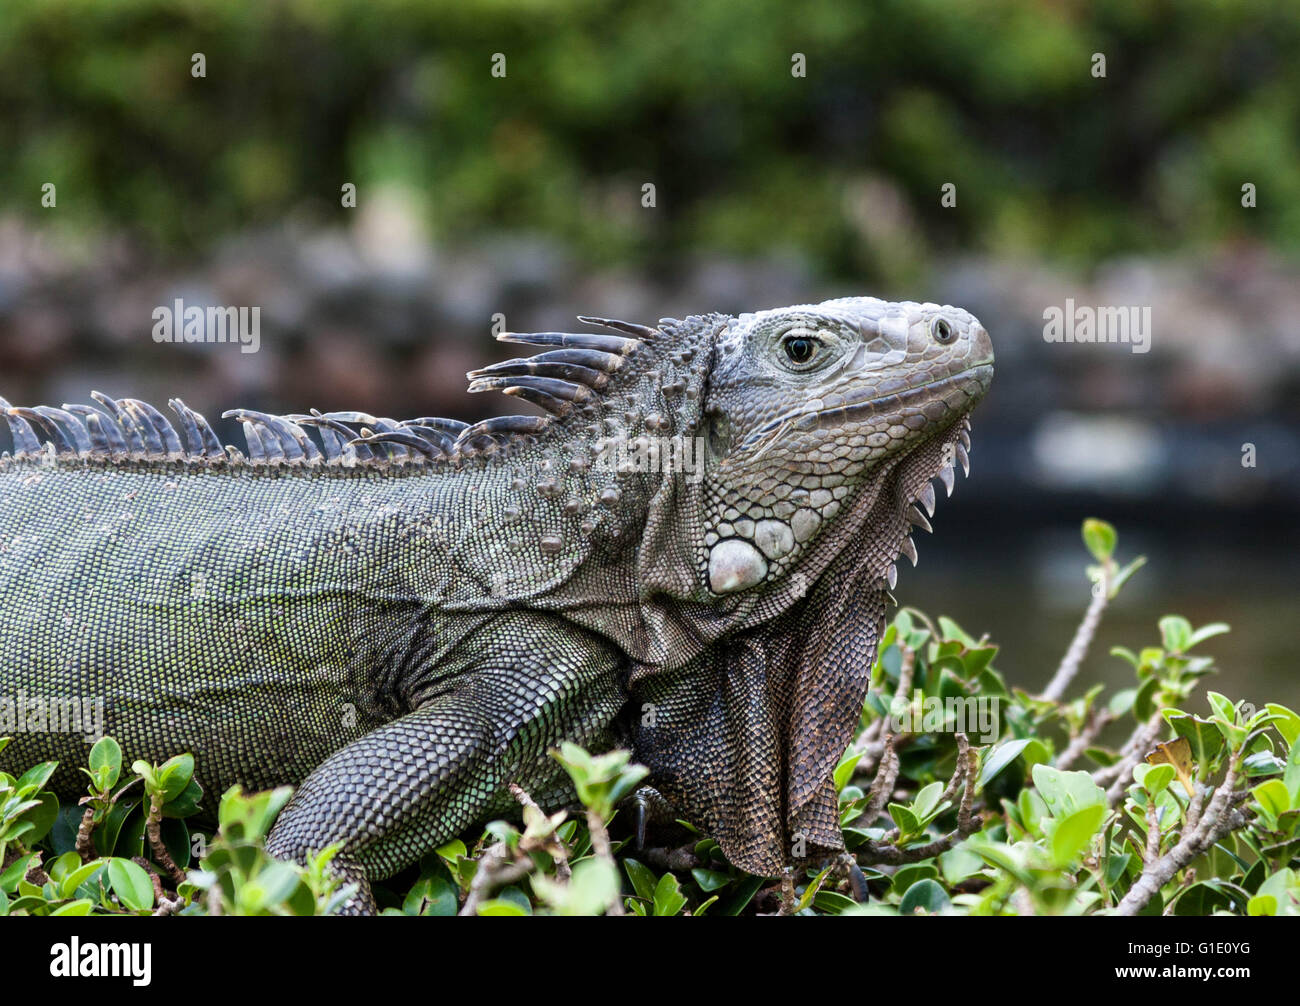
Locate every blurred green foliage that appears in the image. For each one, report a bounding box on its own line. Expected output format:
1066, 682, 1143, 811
1, 0, 1298, 283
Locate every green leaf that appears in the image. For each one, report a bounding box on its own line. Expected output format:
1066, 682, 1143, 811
651, 871, 688, 917
622, 858, 659, 903
795, 866, 832, 913
812, 890, 858, 915
717, 875, 765, 916
912, 780, 945, 821
47, 850, 83, 884
1110, 555, 1147, 596
17, 792, 59, 845
160, 817, 191, 871
1206, 691, 1237, 724
15, 760, 58, 794
94, 798, 136, 856
899, 878, 949, 915
130, 760, 156, 789
1108, 687, 1136, 717
1254, 779, 1293, 820
833, 752, 861, 793
1109, 648, 1140, 670
1133, 676, 1160, 721
978, 738, 1032, 788
1106, 852, 1133, 888
938, 616, 977, 647
1050, 804, 1106, 868
161, 778, 204, 818
1032, 764, 1106, 815
888, 803, 921, 838
891, 862, 939, 894
1135, 763, 1176, 796
50, 898, 95, 916
690, 868, 731, 893
1173, 879, 1249, 916
1266, 704, 1300, 746
477, 898, 528, 916
1159, 615, 1193, 654
435, 839, 468, 863
156, 754, 195, 802
60, 860, 107, 900
403, 873, 458, 916
50, 804, 82, 856
1256, 868, 1299, 916
106, 858, 154, 912
1186, 623, 1230, 649
0, 852, 37, 894
254, 860, 305, 906
1166, 712, 1223, 769
88, 737, 122, 789
1284, 737, 1300, 804
939, 846, 985, 885
1081, 519, 1116, 562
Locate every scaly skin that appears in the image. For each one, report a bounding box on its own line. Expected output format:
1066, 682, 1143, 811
0, 297, 992, 911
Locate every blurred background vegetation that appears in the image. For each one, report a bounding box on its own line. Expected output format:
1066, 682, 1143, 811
0, 0, 1297, 706
4, 0, 1299, 268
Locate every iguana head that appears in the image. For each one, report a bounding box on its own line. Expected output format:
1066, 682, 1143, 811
698, 296, 993, 595
631, 295, 993, 877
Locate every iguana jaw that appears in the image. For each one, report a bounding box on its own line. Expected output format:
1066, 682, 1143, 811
738, 360, 994, 454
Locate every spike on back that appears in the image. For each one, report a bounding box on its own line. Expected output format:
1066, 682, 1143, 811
0, 315, 662, 473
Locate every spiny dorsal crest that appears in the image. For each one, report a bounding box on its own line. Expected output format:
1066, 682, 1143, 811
0, 317, 664, 473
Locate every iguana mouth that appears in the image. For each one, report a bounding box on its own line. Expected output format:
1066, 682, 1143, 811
741, 361, 994, 452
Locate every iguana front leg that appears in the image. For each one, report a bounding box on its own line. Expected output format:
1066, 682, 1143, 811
265, 628, 626, 914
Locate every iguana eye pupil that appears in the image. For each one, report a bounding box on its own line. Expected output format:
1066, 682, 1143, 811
931, 318, 955, 343
784, 336, 815, 363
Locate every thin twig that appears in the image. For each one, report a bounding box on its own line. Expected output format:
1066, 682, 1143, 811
74, 805, 97, 862
1041, 561, 1112, 703
854, 735, 900, 829
957, 736, 978, 834
586, 807, 624, 916
1056, 709, 1115, 771
854, 645, 917, 778
458, 843, 531, 917
1143, 795, 1161, 865
936, 733, 971, 809
1094, 709, 1165, 802
509, 782, 570, 881
145, 794, 186, 885
856, 735, 979, 866
1116, 753, 1247, 916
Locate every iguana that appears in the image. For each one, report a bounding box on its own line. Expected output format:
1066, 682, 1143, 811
0, 296, 993, 912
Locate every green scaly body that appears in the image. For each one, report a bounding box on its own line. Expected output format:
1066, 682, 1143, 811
0, 299, 993, 910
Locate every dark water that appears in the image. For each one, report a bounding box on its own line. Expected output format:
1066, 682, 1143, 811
901, 505, 1300, 714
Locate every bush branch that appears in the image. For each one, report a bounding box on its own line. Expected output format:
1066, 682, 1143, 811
1041, 561, 1111, 703
1116, 753, 1248, 916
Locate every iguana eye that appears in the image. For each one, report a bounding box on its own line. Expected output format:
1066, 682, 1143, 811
931, 318, 955, 344
782, 335, 817, 364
